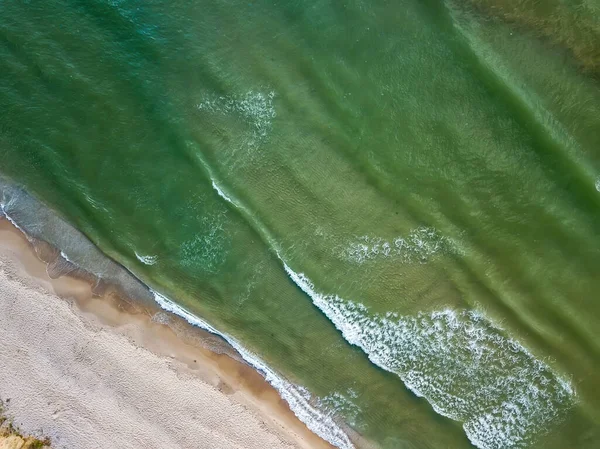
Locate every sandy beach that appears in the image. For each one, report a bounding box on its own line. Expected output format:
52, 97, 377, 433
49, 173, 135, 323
0, 217, 334, 449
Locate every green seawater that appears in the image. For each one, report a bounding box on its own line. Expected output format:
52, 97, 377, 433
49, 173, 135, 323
1, 1, 600, 447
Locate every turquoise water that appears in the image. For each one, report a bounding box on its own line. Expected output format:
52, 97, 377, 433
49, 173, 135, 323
1, 1, 600, 448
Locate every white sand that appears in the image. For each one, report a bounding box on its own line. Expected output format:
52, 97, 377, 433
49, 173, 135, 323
0, 221, 332, 449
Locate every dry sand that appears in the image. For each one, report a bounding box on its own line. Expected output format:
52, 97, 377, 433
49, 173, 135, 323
0, 218, 334, 449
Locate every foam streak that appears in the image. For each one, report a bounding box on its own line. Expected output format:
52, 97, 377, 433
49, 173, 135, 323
151, 290, 355, 449
281, 263, 574, 449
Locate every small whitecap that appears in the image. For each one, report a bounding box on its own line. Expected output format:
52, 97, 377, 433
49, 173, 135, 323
196, 90, 276, 150
212, 180, 234, 203
316, 389, 361, 426
342, 227, 454, 264
60, 250, 77, 264
135, 252, 157, 265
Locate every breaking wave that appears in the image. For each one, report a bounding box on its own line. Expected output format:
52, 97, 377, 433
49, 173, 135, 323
2, 182, 354, 449
283, 265, 574, 449
342, 227, 455, 264
208, 175, 574, 448
150, 290, 355, 449
135, 252, 157, 265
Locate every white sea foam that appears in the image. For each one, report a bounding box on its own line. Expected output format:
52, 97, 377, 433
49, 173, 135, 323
343, 227, 455, 264
282, 264, 574, 449
316, 389, 361, 427
179, 214, 227, 274
209, 179, 264, 237
0, 200, 28, 237
59, 250, 77, 264
3, 184, 354, 448
208, 172, 571, 447
2, 210, 26, 234
212, 180, 234, 203
150, 289, 355, 449
197, 90, 276, 151
135, 252, 157, 265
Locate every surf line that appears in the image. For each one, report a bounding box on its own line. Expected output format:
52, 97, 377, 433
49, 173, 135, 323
1, 192, 354, 449
150, 290, 355, 449
1, 200, 29, 237
209, 179, 575, 449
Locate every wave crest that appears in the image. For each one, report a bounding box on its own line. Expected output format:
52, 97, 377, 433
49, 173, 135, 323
283, 264, 574, 449
342, 227, 455, 264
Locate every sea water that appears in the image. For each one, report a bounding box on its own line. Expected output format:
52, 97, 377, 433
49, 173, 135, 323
1, 1, 599, 448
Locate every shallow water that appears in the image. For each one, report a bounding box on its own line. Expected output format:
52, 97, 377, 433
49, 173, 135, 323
1, 1, 599, 448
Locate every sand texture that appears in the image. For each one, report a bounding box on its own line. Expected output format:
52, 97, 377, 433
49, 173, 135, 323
0, 219, 332, 449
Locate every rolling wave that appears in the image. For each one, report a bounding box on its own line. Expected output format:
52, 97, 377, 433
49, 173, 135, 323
151, 290, 355, 449
135, 252, 158, 265
282, 264, 574, 449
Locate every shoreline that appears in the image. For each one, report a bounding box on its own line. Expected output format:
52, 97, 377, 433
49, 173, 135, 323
0, 216, 335, 449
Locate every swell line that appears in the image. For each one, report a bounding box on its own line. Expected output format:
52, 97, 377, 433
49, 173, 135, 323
208, 179, 575, 449
446, 3, 598, 194
281, 263, 575, 449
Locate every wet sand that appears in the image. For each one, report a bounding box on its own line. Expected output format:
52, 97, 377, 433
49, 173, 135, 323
0, 218, 334, 449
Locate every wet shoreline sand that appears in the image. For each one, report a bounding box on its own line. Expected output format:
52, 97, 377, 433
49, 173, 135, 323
0, 217, 334, 449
